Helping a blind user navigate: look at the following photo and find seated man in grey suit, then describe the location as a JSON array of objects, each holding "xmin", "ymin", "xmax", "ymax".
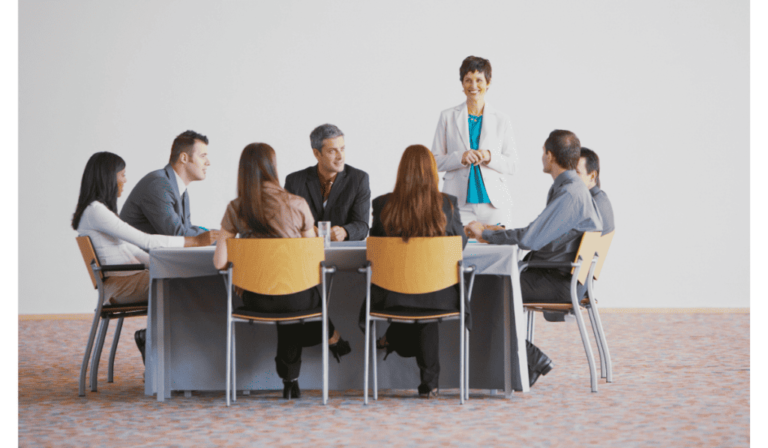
[
  {"xmin": 119, "ymin": 130, "xmax": 219, "ymax": 358},
  {"xmin": 576, "ymin": 147, "xmax": 615, "ymax": 235},
  {"xmin": 120, "ymin": 130, "xmax": 220, "ymax": 241},
  {"xmin": 284, "ymin": 124, "xmax": 370, "ymax": 241},
  {"xmin": 465, "ymin": 130, "xmax": 603, "ymax": 388}
]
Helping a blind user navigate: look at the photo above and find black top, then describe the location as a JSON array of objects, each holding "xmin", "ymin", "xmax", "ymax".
[
  {"xmin": 590, "ymin": 186, "xmax": 615, "ymax": 235},
  {"xmin": 284, "ymin": 164, "xmax": 371, "ymax": 241},
  {"xmin": 360, "ymin": 193, "xmax": 470, "ymax": 331}
]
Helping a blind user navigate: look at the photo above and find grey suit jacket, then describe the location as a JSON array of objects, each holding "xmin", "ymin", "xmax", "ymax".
[{"xmin": 119, "ymin": 164, "xmax": 204, "ymax": 237}]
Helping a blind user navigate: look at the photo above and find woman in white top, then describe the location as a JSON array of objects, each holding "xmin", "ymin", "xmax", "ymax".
[
  {"xmin": 431, "ymin": 55, "xmax": 518, "ymax": 228},
  {"xmin": 72, "ymin": 152, "xmax": 211, "ymax": 361}
]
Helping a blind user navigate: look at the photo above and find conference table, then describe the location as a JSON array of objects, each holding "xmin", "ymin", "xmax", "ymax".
[{"xmin": 145, "ymin": 241, "xmax": 530, "ymax": 402}]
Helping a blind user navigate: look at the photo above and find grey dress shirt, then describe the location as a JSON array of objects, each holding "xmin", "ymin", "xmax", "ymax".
[{"xmin": 481, "ymin": 170, "xmax": 603, "ymax": 271}]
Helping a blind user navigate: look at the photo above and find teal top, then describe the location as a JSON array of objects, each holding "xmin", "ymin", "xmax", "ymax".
[{"xmin": 467, "ymin": 114, "xmax": 491, "ymax": 204}]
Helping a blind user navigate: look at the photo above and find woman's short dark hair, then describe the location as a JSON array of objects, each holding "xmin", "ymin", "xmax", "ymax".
[
  {"xmin": 580, "ymin": 147, "xmax": 601, "ymax": 188},
  {"xmin": 169, "ymin": 130, "xmax": 209, "ymax": 164},
  {"xmin": 459, "ymin": 56, "xmax": 492, "ymax": 84},
  {"xmin": 72, "ymin": 152, "xmax": 126, "ymax": 230},
  {"xmin": 544, "ymin": 130, "xmax": 581, "ymax": 170}
]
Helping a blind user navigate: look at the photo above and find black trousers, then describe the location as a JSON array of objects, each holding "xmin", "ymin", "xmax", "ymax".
[
  {"xmin": 520, "ymin": 268, "xmax": 588, "ymax": 304},
  {"xmin": 384, "ymin": 319, "xmax": 440, "ymax": 391},
  {"xmin": 242, "ymin": 287, "xmax": 334, "ymax": 381}
]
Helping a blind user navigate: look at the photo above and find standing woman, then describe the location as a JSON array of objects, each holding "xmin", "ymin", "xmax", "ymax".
[
  {"xmin": 73, "ymin": 152, "xmax": 212, "ymax": 362},
  {"xmin": 362, "ymin": 145, "xmax": 467, "ymax": 398},
  {"xmin": 431, "ymin": 55, "xmax": 518, "ymax": 227},
  {"xmin": 213, "ymin": 143, "xmax": 351, "ymax": 400}
]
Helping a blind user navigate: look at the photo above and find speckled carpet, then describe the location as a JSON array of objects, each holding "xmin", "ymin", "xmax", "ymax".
[{"xmin": 18, "ymin": 310, "xmax": 749, "ymax": 447}]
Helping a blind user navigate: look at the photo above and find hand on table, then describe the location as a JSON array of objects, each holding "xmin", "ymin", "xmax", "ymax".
[
  {"xmin": 330, "ymin": 226, "xmax": 347, "ymax": 242},
  {"xmin": 186, "ymin": 230, "xmax": 221, "ymax": 247},
  {"xmin": 464, "ymin": 221, "xmax": 489, "ymax": 243}
]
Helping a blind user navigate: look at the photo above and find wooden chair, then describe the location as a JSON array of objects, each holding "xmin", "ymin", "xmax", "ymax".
[
  {"xmin": 359, "ymin": 236, "xmax": 476, "ymax": 405},
  {"xmin": 519, "ymin": 231, "xmax": 602, "ymax": 392},
  {"xmin": 218, "ymin": 237, "xmax": 336, "ymax": 406},
  {"xmin": 75, "ymin": 236, "xmax": 148, "ymax": 397},
  {"xmin": 585, "ymin": 231, "xmax": 615, "ymax": 383}
]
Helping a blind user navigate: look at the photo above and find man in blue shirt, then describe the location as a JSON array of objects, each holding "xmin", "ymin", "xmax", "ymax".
[
  {"xmin": 576, "ymin": 147, "xmax": 615, "ymax": 235},
  {"xmin": 465, "ymin": 130, "xmax": 602, "ymax": 387}
]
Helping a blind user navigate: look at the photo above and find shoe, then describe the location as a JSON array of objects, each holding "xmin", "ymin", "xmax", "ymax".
[
  {"xmin": 134, "ymin": 329, "xmax": 146, "ymax": 365},
  {"xmin": 418, "ymin": 384, "xmax": 439, "ymax": 399},
  {"xmin": 376, "ymin": 336, "xmax": 395, "ymax": 361},
  {"xmin": 526, "ymin": 340, "xmax": 554, "ymax": 387},
  {"xmin": 329, "ymin": 337, "xmax": 352, "ymax": 363},
  {"xmin": 283, "ymin": 380, "xmax": 300, "ymax": 399}
]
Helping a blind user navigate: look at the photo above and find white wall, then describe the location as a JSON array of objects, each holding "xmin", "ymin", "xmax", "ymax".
[{"xmin": 19, "ymin": 0, "xmax": 749, "ymax": 314}]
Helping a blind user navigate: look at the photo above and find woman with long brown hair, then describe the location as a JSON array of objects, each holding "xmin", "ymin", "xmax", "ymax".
[
  {"xmin": 213, "ymin": 143, "xmax": 351, "ymax": 400},
  {"xmin": 363, "ymin": 144, "xmax": 467, "ymax": 398}
]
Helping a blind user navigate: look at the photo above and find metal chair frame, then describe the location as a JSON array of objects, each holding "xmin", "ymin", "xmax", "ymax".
[
  {"xmin": 219, "ymin": 242, "xmax": 336, "ymax": 407},
  {"xmin": 359, "ymin": 237, "xmax": 476, "ymax": 405},
  {"xmin": 76, "ymin": 236, "xmax": 146, "ymax": 397}
]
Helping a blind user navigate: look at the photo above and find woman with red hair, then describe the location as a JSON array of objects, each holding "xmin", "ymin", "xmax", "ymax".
[{"xmin": 363, "ymin": 144, "xmax": 467, "ymax": 398}]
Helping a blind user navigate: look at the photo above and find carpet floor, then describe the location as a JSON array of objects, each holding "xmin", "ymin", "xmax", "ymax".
[{"xmin": 18, "ymin": 311, "xmax": 749, "ymax": 447}]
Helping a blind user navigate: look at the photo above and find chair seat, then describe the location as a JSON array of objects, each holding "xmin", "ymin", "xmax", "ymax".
[
  {"xmin": 370, "ymin": 310, "xmax": 460, "ymax": 321},
  {"xmin": 100, "ymin": 302, "xmax": 149, "ymax": 314},
  {"xmin": 232, "ymin": 307, "xmax": 323, "ymax": 322},
  {"xmin": 524, "ymin": 298, "xmax": 592, "ymax": 312}
]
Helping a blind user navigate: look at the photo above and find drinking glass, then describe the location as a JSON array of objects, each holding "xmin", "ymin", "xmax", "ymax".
[{"xmin": 318, "ymin": 221, "xmax": 331, "ymax": 247}]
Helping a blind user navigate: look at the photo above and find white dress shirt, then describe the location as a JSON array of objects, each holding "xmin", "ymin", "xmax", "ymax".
[{"xmin": 77, "ymin": 201, "xmax": 184, "ymax": 277}]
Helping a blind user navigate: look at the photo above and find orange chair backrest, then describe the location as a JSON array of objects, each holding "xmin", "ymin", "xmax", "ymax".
[
  {"xmin": 571, "ymin": 232, "xmax": 602, "ymax": 285},
  {"xmin": 76, "ymin": 236, "xmax": 101, "ymax": 289},
  {"xmin": 367, "ymin": 236, "xmax": 463, "ymax": 294},
  {"xmin": 227, "ymin": 237, "xmax": 324, "ymax": 295},
  {"xmin": 593, "ymin": 231, "xmax": 615, "ymax": 281}
]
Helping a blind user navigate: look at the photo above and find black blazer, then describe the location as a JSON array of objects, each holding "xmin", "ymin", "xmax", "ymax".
[
  {"xmin": 362, "ymin": 193, "xmax": 470, "ymax": 329},
  {"xmin": 284, "ymin": 164, "xmax": 371, "ymax": 241}
]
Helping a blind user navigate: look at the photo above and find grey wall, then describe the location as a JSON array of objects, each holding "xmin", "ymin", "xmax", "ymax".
[{"xmin": 19, "ymin": 0, "xmax": 749, "ymax": 314}]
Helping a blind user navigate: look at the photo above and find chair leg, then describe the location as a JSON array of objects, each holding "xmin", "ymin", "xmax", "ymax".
[
  {"xmin": 90, "ymin": 317, "xmax": 110, "ymax": 392},
  {"xmin": 364, "ymin": 319, "xmax": 370, "ymax": 405},
  {"xmin": 573, "ymin": 308, "xmax": 598, "ymax": 392},
  {"xmin": 79, "ymin": 313, "xmax": 103, "ymax": 396},
  {"xmin": 587, "ymin": 307, "xmax": 606, "ymax": 379},
  {"xmin": 527, "ymin": 309, "xmax": 535, "ymax": 343},
  {"xmin": 465, "ymin": 329, "xmax": 470, "ymax": 401},
  {"xmin": 459, "ymin": 314, "xmax": 465, "ymax": 405},
  {"xmin": 232, "ymin": 323, "xmax": 237, "ymax": 403},
  {"xmin": 226, "ymin": 318, "xmax": 232, "ymax": 407},
  {"xmin": 592, "ymin": 306, "xmax": 613, "ymax": 383},
  {"xmin": 371, "ymin": 322, "xmax": 378, "ymax": 401},
  {"xmin": 107, "ymin": 316, "xmax": 124, "ymax": 383},
  {"xmin": 322, "ymin": 315, "xmax": 329, "ymax": 405}
]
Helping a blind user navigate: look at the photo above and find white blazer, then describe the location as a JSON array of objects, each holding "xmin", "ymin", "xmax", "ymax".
[{"xmin": 431, "ymin": 101, "xmax": 518, "ymax": 208}]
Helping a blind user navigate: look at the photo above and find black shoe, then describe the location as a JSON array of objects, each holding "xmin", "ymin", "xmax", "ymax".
[
  {"xmin": 418, "ymin": 384, "xmax": 439, "ymax": 399},
  {"xmin": 283, "ymin": 380, "xmax": 300, "ymax": 399},
  {"xmin": 329, "ymin": 337, "xmax": 352, "ymax": 363},
  {"xmin": 526, "ymin": 340, "xmax": 554, "ymax": 387},
  {"xmin": 376, "ymin": 336, "xmax": 395, "ymax": 361},
  {"xmin": 134, "ymin": 329, "xmax": 146, "ymax": 365}
]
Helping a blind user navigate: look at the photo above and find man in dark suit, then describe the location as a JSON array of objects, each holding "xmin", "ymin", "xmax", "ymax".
[
  {"xmin": 576, "ymin": 147, "xmax": 615, "ymax": 235},
  {"xmin": 119, "ymin": 130, "xmax": 219, "ymax": 361},
  {"xmin": 120, "ymin": 130, "xmax": 219, "ymax": 241},
  {"xmin": 284, "ymin": 124, "xmax": 371, "ymax": 241}
]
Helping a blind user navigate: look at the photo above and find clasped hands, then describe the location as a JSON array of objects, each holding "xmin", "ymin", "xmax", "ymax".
[
  {"xmin": 314, "ymin": 225, "xmax": 348, "ymax": 241},
  {"xmin": 464, "ymin": 221, "xmax": 505, "ymax": 243},
  {"xmin": 461, "ymin": 149, "xmax": 491, "ymax": 166}
]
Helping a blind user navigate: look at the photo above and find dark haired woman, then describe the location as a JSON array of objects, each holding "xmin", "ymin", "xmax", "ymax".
[
  {"xmin": 431, "ymin": 55, "xmax": 518, "ymax": 229},
  {"xmin": 362, "ymin": 144, "xmax": 467, "ymax": 398},
  {"xmin": 213, "ymin": 143, "xmax": 351, "ymax": 399},
  {"xmin": 73, "ymin": 152, "xmax": 211, "ymax": 361}
]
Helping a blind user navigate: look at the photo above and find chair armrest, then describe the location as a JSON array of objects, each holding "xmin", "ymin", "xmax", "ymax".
[{"xmin": 99, "ymin": 263, "xmax": 146, "ymax": 272}]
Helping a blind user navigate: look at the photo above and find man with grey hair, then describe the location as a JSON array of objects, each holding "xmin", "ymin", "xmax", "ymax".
[{"xmin": 284, "ymin": 123, "xmax": 371, "ymax": 241}]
